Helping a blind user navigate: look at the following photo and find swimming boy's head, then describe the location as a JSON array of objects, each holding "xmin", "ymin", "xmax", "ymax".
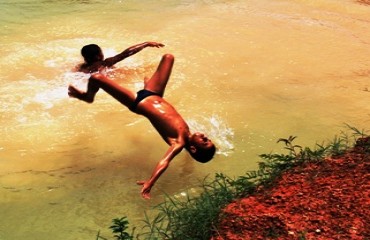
[
  {"xmin": 187, "ymin": 132, "xmax": 216, "ymax": 163},
  {"xmin": 81, "ymin": 44, "xmax": 104, "ymax": 64}
]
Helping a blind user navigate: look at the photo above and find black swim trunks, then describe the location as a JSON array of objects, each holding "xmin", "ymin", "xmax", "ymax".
[{"xmin": 130, "ymin": 89, "xmax": 161, "ymax": 112}]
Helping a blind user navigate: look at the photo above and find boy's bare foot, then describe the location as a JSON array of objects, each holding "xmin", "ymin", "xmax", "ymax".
[{"xmin": 68, "ymin": 85, "xmax": 94, "ymax": 103}]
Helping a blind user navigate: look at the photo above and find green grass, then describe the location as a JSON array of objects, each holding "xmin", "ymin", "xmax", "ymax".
[{"xmin": 97, "ymin": 124, "xmax": 367, "ymax": 240}]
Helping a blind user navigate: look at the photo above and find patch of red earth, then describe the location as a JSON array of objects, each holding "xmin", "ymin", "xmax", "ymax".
[{"xmin": 212, "ymin": 138, "xmax": 370, "ymax": 240}]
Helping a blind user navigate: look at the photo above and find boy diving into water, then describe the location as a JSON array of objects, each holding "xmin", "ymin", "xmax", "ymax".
[{"xmin": 68, "ymin": 54, "xmax": 216, "ymax": 199}]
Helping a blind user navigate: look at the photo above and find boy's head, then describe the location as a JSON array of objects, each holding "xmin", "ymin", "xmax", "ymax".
[
  {"xmin": 81, "ymin": 44, "xmax": 104, "ymax": 64},
  {"xmin": 187, "ymin": 132, "xmax": 216, "ymax": 163}
]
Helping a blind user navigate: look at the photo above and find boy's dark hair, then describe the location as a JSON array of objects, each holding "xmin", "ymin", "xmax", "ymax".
[
  {"xmin": 81, "ymin": 44, "xmax": 101, "ymax": 64},
  {"xmin": 189, "ymin": 145, "xmax": 216, "ymax": 163}
]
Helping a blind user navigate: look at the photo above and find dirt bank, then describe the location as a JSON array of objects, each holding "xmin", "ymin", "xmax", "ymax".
[{"xmin": 212, "ymin": 138, "xmax": 370, "ymax": 240}]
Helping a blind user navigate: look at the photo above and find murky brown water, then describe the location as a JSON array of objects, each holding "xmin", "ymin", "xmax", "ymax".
[{"xmin": 0, "ymin": 0, "xmax": 369, "ymax": 239}]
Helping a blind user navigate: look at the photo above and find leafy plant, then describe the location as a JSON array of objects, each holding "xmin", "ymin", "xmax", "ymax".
[
  {"xmin": 96, "ymin": 217, "xmax": 134, "ymax": 240},
  {"xmin": 110, "ymin": 217, "xmax": 134, "ymax": 240}
]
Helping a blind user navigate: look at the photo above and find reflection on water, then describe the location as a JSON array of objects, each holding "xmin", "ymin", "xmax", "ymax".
[{"xmin": 0, "ymin": 0, "xmax": 370, "ymax": 239}]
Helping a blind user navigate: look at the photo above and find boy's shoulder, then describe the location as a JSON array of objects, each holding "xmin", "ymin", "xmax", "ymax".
[{"xmin": 77, "ymin": 62, "xmax": 104, "ymax": 73}]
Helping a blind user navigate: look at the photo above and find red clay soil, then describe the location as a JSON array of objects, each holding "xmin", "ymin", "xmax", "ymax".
[{"xmin": 212, "ymin": 138, "xmax": 370, "ymax": 240}]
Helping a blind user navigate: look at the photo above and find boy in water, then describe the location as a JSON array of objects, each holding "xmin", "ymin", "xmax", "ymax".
[
  {"xmin": 68, "ymin": 54, "xmax": 216, "ymax": 199},
  {"xmin": 77, "ymin": 41, "xmax": 164, "ymax": 73}
]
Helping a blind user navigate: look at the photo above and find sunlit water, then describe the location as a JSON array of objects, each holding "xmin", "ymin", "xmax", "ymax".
[{"xmin": 1, "ymin": 0, "xmax": 370, "ymax": 239}]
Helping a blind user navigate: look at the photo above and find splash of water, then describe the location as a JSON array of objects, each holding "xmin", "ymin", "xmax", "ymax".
[{"xmin": 187, "ymin": 114, "xmax": 234, "ymax": 156}]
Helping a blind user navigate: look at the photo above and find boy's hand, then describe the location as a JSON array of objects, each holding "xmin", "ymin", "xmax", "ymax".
[
  {"xmin": 137, "ymin": 180, "xmax": 152, "ymax": 199},
  {"xmin": 147, "ymin": 42, "xmax": 165, "ymax": 48}
]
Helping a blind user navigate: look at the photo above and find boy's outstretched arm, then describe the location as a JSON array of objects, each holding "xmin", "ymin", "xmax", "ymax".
[
  {"xmin": 137, "ymin": 142, "xmax": 184, "ymax": 199},
  {"xmin": 104, "ymin": 41, "xmax": 164, "ymax": 67}
]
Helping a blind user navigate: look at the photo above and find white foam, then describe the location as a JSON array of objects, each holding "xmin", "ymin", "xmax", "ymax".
[
  {"xmin": 187, "ymin": 114, "xmax": 234, "ymax": 156},
  {"xmin": 33, "ymin": 86, "xmax": 68, "ymax": 109},
  {"xmin": 63, "ymin": 71, "xmax": 91, "ymax": 92}
]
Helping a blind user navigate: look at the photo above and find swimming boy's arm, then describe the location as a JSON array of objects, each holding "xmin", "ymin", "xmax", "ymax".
[
  {"xmin": 137, "ymin": 142, "xmax": 184, "ymax": 199},
  {"xmin": 104, "ymin": 42, "xmax": 164, "ymax": 67}
]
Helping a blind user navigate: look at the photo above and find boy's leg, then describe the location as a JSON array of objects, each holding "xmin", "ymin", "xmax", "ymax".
[
  {"xmin": 68, "ymin": 73, "xmax": 136, "ymax": 108},
  {"xmin": 144, "ymin": 54, "xmax": 174, "ymax": 96}
]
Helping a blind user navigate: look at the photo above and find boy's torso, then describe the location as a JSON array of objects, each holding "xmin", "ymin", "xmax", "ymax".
[{"xmin": 136, "ymin": 96, "xmax": 189, "ymax": 145}]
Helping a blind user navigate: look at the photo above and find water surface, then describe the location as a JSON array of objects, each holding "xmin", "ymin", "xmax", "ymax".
[{"xmin": 1, "ymin": 0, "xmax": 370, "ymax": 239}]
